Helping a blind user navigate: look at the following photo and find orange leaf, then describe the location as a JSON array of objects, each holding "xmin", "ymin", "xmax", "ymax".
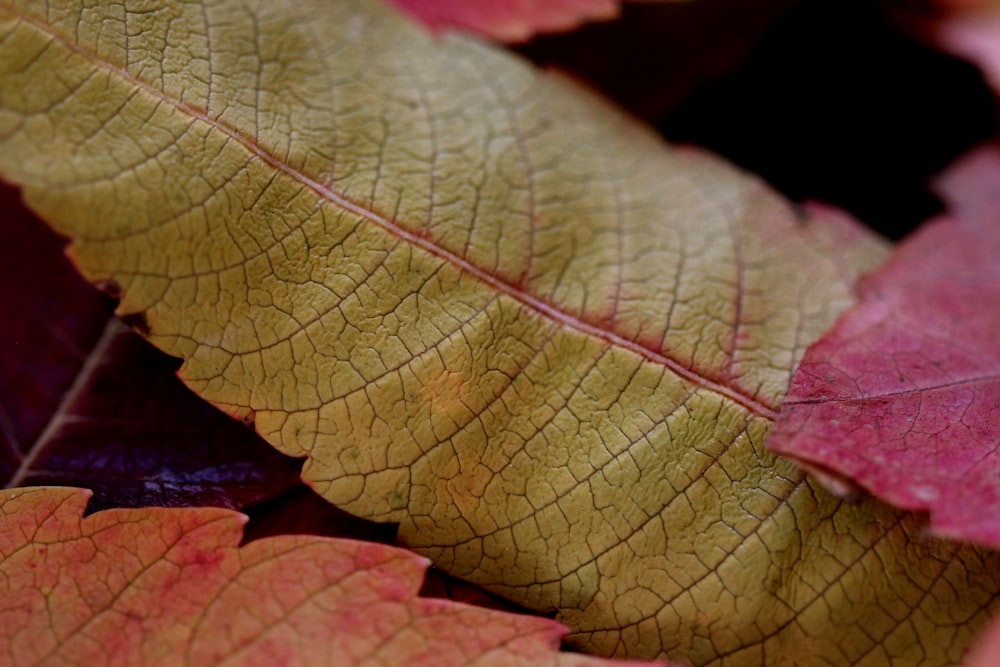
[{"xmin": 0, "ymin": 486, "xmax": 663, "ymax": 667}]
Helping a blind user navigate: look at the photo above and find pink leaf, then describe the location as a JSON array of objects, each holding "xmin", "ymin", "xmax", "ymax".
[{"xmin": 768, "ymin": 148, "xmax": 1000, "ymax": 547}]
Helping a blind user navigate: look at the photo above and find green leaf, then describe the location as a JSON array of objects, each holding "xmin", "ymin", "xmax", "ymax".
[{"xmin": 1, "ymin": 1, "xmax": 997, "ymax": 663}]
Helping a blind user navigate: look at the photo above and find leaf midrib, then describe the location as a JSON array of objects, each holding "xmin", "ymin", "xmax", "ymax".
[
  {"xmin": 4, "ymin": 317, "xmax": 121, "ymax": 489},
  {"xmin": 12, "ymin": 6, "xmax": 779, "ymax": 421}
]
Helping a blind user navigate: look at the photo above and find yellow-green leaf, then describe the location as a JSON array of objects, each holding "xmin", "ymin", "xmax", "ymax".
[{"xmin": 1, "ymin": 1, "xmax": 998, "ymax": 664}]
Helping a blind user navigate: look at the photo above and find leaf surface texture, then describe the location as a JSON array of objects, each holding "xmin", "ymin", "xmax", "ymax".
[
  {"xmin": 770, "ymin": 145, "xmax": 1000, "ymax": 547},
  {"xmin": 0, "ymin": 486, "xmax": 653, "ymax": 666},
  {"xmin": 1, "ymin": 1, "xmax": 999, "ymax": 663}
]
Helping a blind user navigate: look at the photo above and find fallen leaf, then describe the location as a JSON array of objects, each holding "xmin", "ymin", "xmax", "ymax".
[
  {"xmin": 768, "ymin": 150, "xmax": 1000, "ymax": 546},
  {"xmin": 388, "ymin": 0, "xmax": 620, "ymax": 41},
  {"xmin": 2, "ymin": 0, "xmax": 1000, "ymax": 663},
  {"xmin": 0, "ymin": 486, "xmax": 658, "ymax": 667},
  {"xmin": 0, "ymin": 182, "xmax": 301, "ymax": 511}
]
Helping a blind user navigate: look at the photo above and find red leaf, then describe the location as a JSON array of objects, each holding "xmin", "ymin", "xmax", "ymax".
[
  {"xmin": 387, "ymin": 0, "xmax": 620, "ymax": 41},
  {"xmin": 0, "ymin": 184, "xmax": 301, "ymax": 510},
  {"xmin": 768, "ymin": 148, "xmax": 1000, "ymax": 547}
]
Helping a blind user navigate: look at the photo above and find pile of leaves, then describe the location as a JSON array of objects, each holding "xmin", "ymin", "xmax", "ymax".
[{"xmin": 1, "ymin": 0, "xmax": 998, "ymax": 665}]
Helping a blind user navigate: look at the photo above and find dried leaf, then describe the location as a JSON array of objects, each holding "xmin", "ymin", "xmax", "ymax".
[
  {"xmin": 2, "ymin": 1, "xmax": 999, "ymax": 663},
  {"xmin": 769, "ymin": 150, "xmax": 1000, "ymax": 547},
  {"xmin": 0, "ymin": 486, "xmax": 658, "ymax": 667}
]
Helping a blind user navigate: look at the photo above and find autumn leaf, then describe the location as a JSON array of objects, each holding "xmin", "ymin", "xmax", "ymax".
[
  {"xmin": 769, "ymin": 144, "xmax": 1000, "ymax": 548},
  {"xmin": 0, "ymin": 183, "xmax": 301, "ymax": 511},
  {"xmin": 0, "ymin": 486, "xmax": 662, "ymax": 667},
  {"xmin": 2, "ymin": 0, "xmax": 1000, "ymax": 664},
  {"xmin": 0, "ymin": 155, "xmax": 544, "ymax": 626}
]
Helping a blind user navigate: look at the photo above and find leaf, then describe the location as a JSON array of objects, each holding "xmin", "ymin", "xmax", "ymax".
[
  {"xmin": 4, "ymin": 0, "xmax": 646, "ymax": 630},
  {"xmin": 2, "ymin": 0, "xmax": 999, "ymax": 663},
  {"xmin": 388, "ymin": 0, "xmax": 620, "ymax": 41},
  {"xmin": 0, "ymin": 486, "xmax": 661, "ymax": 667},
  {"xmin": 769, "ymin": 145, "xmax": 1000, "ymax": 547},
  {"xmin": 0, "ymin": 182, "xmax": 301, "ymax": 511}
]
